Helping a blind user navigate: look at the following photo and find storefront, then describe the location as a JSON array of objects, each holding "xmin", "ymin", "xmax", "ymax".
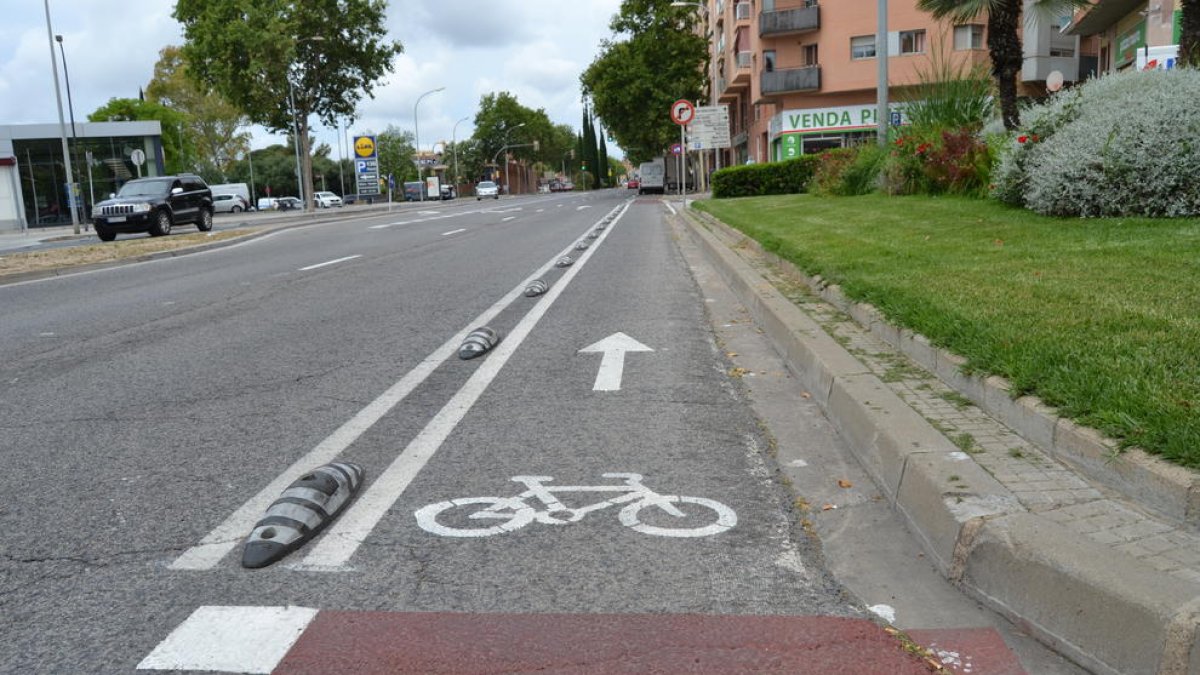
[
  {"xmin": 0, "ymin": 121, "xmax": 163, "ymax": 232},
  {"xmin": 768, "ymin": 103, "xmax": 908, "ymax": 161}
]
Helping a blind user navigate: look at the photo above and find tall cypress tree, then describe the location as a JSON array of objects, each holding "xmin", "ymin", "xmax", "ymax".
[
  {"xmin": 582, "ymin": 107, "xmax": 598, "ymax": 190},
  {"xmin": 598, "ymin": 126, "xmax": 610, "ymax": 188}
]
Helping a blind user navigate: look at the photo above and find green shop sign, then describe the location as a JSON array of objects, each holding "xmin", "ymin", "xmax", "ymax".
[{"xmin": 1116, "ymin": 21, "xmax": 1145, "ymax": 68}]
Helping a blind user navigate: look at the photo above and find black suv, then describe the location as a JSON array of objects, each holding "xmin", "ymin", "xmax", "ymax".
[{"xmin": 92, "ymin": 174, "xmax": 214, "ymax": 241}]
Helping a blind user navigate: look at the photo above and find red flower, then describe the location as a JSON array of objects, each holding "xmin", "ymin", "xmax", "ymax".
[
  {"xmin": 1031, "ymin": 134, "xmax": 1039, "ymax": 142},
  {"xmin": 1017, "ymin": 135, "xmax": 1028, "ymax": 144},
  {"xmin": 895, "ymin": 138, "xmax": 905, "ymax": 146}
]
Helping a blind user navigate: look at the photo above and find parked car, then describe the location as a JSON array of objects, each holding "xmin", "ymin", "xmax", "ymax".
[
  {"xmin": 314, "ymin": 191, "xmax": 343, "ymax": 208},
  {"xmin": 257, "ymin": 197, "xmax": 278, "ymax": 211},
  {"xmin": 92, "ymin": 174, "xmax": 213, "ymax": 241},
  {"xmin": 276, "ymin": 196, "xmax": 302, "ymax": 211},
  {"xmin": 627, "ymin": 178, "xmax": 640, "ymax": 190},
  {"xmin": 476, "ymin": 180, "xmax": 499, "ymax": 200},
  {"xmin": 212, "ymin": 193, "xmax": 249, "ymax": 213},
  {"xmin": 440, "ymin": 184, "xmax": 457, "ymax": 200}
]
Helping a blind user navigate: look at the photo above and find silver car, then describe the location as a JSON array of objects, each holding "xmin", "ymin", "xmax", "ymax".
[
  {"xmin": 476, "ymin": 180, "xmax": 499, "ymax": 200},
  {"xmin": 212, "ymin": 193, "xmax": 249, "ymax": 213}
]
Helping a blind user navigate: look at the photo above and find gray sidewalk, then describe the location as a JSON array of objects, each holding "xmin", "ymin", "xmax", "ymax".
[{"xmin": 679, "ymin": 205, "xmax": 1200, "ymax": 675}]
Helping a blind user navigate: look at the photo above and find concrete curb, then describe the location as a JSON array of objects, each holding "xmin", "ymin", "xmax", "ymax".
[{"xmin": 677, "ymin": 206, "xmax": 1200, "ymax": 675}]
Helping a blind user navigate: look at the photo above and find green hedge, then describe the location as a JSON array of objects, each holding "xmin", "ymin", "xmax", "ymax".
[{"xmin": 711, "ymin": 156, "xmax": 820, "ymax": 198}]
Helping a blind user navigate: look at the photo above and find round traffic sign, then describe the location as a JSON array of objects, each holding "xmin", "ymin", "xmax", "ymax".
[
  {"xmin": 670, "ymin": 143, "xmax": 683, "ymax": 156},
  {"xmin": 670, "ymin": 99, "xmax": 695, "ymax": 126}
]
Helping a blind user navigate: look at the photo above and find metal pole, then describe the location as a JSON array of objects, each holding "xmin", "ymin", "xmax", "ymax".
[
  {"xmin": 43, "ymin": 0, "xmax": 79, "ymax": 233},
  {"xmin": 413, "ymin": 87, "xmax": 445, "ymax": 201},
  {"xmin": 247, "ymin": 149, "xmax": 257, "ymax": 208},
  {"xmin": 56, "ymin": 34, "xmax": 83, "ymax": 227},
  {"xmin": 877, "ymin": 0, "xmax": 889, "ymax": 146},
  {"xmin": 287, "ymin": 76, "xmax": 303, "ymax": 204},
  {"xmin": 452, "ymin": 116, "xmax": 468, "ymax": 195},
  {"xmin": 679, "ymin": 124, "xmax": 685, "ymax": 200},
  {"xmin": 336, "ymin": 117, "xmax": 345, "ymax": 197}
]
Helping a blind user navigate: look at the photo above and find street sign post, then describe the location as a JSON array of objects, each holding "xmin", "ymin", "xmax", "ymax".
[
  {"xmin": 354, "ymin": 135, "xmax": 380, "ymax": 197},
  {"xmin": 669, "ymin": 100, "xmax": 695, "ymax": 200}
]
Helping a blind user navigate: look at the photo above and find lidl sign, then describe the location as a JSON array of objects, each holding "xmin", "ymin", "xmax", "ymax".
[{"xmin": 354, "ymin": 135, "xmax": 377, "ymax": 159}]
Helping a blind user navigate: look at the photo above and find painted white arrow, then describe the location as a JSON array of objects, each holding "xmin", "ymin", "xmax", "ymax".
[{"xmin": 579, "ymin": 332, "xmax": 654, "ymax": 391}]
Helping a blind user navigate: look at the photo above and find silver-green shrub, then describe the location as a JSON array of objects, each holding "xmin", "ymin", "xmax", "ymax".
[{"xmin": 994, "ymin": 68, "xmax": 1200, "ymax": 217}]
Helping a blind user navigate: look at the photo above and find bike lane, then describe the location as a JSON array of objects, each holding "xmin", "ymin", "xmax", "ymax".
[{"xmin": 132, "ymin": 197, "xmax": 1001, "ymax": 673}]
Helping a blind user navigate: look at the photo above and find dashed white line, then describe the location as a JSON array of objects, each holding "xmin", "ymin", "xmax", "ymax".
[
  {"xmin": 501, "ymin": 216, "xmax": 516, "ymax": 222},
  {"xmin": 441, "ymin": 228, "xmax": 467, "ymax": 236},
  {"xmin": 298, "ymin": 255, "xmax": 362, "ymax": 271},
  {"xmin": 369, "ymin": 221, "xmax": 408, "ymax": 229},
  {"xmin": 137, "ymin": 606, "xmax": 317, "ymax": 673}
]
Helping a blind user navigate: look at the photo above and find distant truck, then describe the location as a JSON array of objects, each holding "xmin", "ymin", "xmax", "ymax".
[
  {"xmin": 209, "ymin": 183, "xmax": 253, "ymax": 210},
  {"xmin": 637, "ymin": 158, "xmax": 665, "ymax": 195}
]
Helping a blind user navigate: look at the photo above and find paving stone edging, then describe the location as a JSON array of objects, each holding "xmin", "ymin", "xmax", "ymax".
[{"xmin": 678, "ymin": 207, "xmax": 1200, "ymax": 675}]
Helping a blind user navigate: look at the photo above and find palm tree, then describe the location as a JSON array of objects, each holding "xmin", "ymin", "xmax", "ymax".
[
  {"xmin": 916, "ymin": 0, "xmax": 1086, "ymax": 130},
  {"xmin": 1182, "ymin": 0, "xmax": 1199, "ymax": 68}
]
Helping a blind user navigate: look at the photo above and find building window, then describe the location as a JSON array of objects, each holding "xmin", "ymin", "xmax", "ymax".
[
  {"xmin": 851, "ymin": 35, "xmax": 876, "ymax": 59},
  {"xmin": 900, "ymin": 29, "xmax": 926, "ymax": 54},
  {"xmin": 1050, "ymin": 47, "xmax": 1076, "ymax": 57},
  {"xmin": 802, "ymin": 43, "xmax": 819, "ymax": 66},
  {"xmin": 764, "ymin": 49, "xmax": 776, "ymax": 72},
  {"xmin": 953, "ymin": 24, "xmax": 984, "ymax": 50}
]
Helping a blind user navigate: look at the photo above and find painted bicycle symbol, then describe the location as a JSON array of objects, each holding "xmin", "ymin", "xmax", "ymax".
[{"xmin": 414, "ymin": 473, "xmax": 737, "ymax": 538}]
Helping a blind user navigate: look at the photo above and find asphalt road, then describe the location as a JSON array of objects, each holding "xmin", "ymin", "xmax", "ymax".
[{"xmin": 1, "ymin": 189, "xmax": 895, "ymax": 672}]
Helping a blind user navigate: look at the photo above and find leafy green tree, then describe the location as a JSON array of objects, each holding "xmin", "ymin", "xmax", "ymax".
[
  {"xmin": 916, "ymin": 0, "xmax": 1088, "ymax": 130},
  {"xmin": 174, "ymin": 0, "xmax": 402, "ymax": 209},
  {"xmin": 145, "ymin": 46, "xmax": 250, "ymax": 182},
  {"xmin": 88, "ymin": 98, "xmax": 191, "ymax": 174},
  {"xmin": 581, "ymin": 0, "xmax": 707, "ymax": 163},
  {"xmin": 373, "ymin": 125, "xmax": 419, "ymax": 187}
]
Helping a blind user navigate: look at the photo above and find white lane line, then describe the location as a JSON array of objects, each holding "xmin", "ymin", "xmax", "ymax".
[
  {"xmin": 501, "ymin": 216, "xmax": 516, "ymax": 222},
  {"xmin": 418, "ymin": 210, "xmax": 440, "ymax": 215},
  {"xmin": 664, "ymin": 201, "xmax": 677, "ymax": 215},
  {"xmin": 298, "ymin": 200, "xmax": 633, "ymax": 571},
  {"xmin": 441, "ymin": 228, "xmax": 467, "ymax": 236},
  {"xmin": 169, "ymin": 204, "xmax": 631, "ymax": 571},
  {"xmin": 298, "ymin": 255, "xmax": 361, "ymax": 271},
  {"xmin": 369, "ymin": 221, "xmax": 409, "ymax": 229},
  {"xmin": 576, "ymin": 205, "xmax": 592, "ymax": 210},
  {"xmin": 137, "ymin": 606, "xmax": 317, "ymax": 673},
  {"xmin": 536, "ymin": 209, "xmax": 545, "ymax": 213}
]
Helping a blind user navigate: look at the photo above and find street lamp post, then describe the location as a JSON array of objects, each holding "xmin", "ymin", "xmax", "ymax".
[
  {"xmin": 42, "ymin": 0, "xmax": 79, "ymax": 233},
  {"xmin": 877, "ymin": 0, "xmax": 889, "ymax": 146},
  {"xmin": 451, "ymin": 116, "xmax": 469, "ymax": 193},
  {"xmin": 497, "ymin": 122, "xmax": 526, "ymax": 196},
  {"xmin": 55, "ymin": 33, "xmax": 85, "ymax": 226},
  {"xmin": 413, "ymin": 87, "xmax": 445, "ymax": 201}
]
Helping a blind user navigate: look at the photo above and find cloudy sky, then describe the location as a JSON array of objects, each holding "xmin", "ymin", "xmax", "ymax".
[{"xmin": 0, "ymin": 1, "xmax": 624, "ymax": 160}]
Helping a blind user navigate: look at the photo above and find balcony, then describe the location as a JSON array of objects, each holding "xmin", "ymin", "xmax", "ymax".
[
  {"xmin": 735, "ymin": 2, "xmax": 751, "ymax": 22},
  {"xmin": 759, "ymin": 5, "xmax": 820, "ymax": 37},
  {"xmin": 761, "ymin": 66, "xmax": 820, "ymax": 95}
]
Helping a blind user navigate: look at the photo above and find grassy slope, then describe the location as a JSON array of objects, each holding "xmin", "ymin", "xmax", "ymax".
[{"xmin": 697, "ymin": 193, "xmax": 1200, "ymax": 468}]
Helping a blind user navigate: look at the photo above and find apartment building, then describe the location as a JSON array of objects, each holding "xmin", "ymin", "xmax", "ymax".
[{"xmin": 702, "ymin": 0, "xmax": 1084, "ymax": 164}]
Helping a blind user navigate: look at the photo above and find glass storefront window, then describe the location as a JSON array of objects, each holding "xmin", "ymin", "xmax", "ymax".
[{"xmin": 13, "ymin": 133, "xmax": 161, "ymax": 227}]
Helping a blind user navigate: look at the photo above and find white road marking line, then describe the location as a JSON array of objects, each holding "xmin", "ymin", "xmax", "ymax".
[
  {"xmin": 576, "ymin": 205, "xmax": 592, "ymax": 210},
  {"xmin": 137, "ymin": 605, "xmax": 317, "ymax": 674},
  {"xmin": 298, "ymin": 200, "xmax": 633, "ymax": 571},
  {"xmin": 298, "ymin": 255, "xmax": 361, "ymax": 271},
  {"xmin": 418, "ymin": 210, "xmax": 440, "ymax": 215},
  {"xmin": 441, "ymin": 228, "xmax": 467, "ymax": 236},
  {"xmin": 502, "ymin": 216, "xmax": 516, "ymax": 222},
  {"xmin": 170, "ymin": 205, "xmax": 633, "ymax": 571},
  {"xmin": 664, "ymin": 201, "xmax": 677, "ymax": 215},
  {"xmin": 536, "ymin": 209, "xmax": 545, "ymax": 212},
  {"xmin": 369, "ymin": 221, "xmax": 409, "ymax": 229}
]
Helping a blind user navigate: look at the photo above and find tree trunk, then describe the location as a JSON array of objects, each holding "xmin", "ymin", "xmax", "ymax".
[
  {"xmin": 987, "ymin": 0, "xmax": 1024, "ymax": 130},
  {"xmin": 1182, "ymin": 0, "xmax": 1200, "ymax": 68}
]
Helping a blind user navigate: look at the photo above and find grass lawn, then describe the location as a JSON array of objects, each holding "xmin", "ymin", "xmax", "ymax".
[{"xmin": 696, "ymin": 193, "xmax": 1200, "ymax": 469}]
